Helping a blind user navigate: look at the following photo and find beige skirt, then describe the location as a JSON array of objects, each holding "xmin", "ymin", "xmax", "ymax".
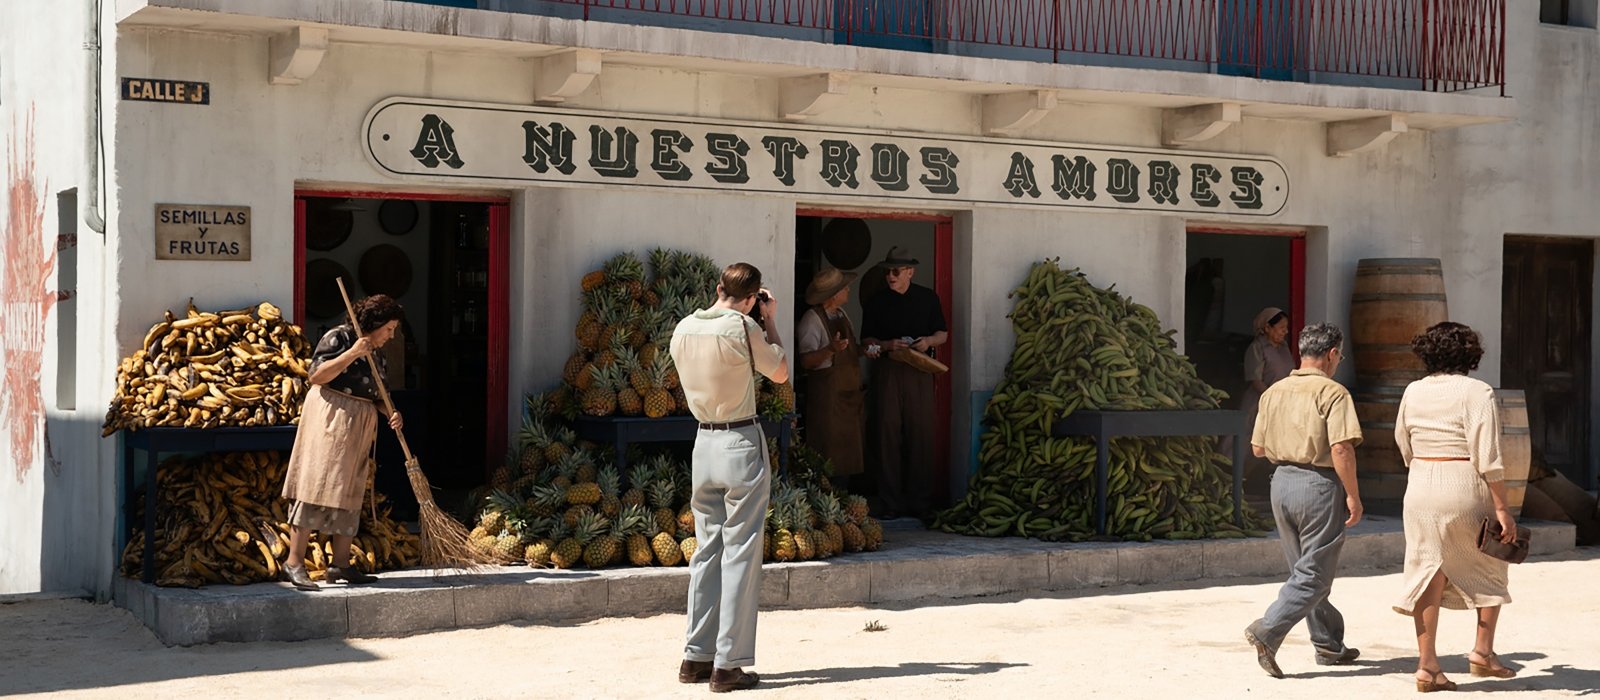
[
  {"xmin": 1393, "ymin": 460, "xmax": 1511, "ymax": 615},
  {"xmin": 288, "ymin": 501, "xmax": 360, "ymax": 537},
  {"xmin": 282, "ymin": 385, "xmax": 379, "ymax": 513}
]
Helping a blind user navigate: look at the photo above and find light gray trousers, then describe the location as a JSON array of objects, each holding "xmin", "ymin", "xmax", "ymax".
[
  {"xmin": 1254, "ymin": 464, "xmax": 1350, "ymax": 654},
  {"xmin": 685, "ymin": 424, "xmax": 771, "ymax": 669}
]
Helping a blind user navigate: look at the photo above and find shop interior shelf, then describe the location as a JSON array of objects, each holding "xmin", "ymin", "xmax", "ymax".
[
  {"xmin": 120, "ymin": 426, "xmax": 300, "ymax": 583},
  {"xmin": 573, "ymin": 414, "xmax": 796, "ymax": 473},
  {"xmin": 1051, "ymin": 409, "xmax": 1248, "ymax": 536}
]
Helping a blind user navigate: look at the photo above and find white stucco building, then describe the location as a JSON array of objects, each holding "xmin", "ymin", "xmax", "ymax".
[{"xmin": 3, "ymin": 0, "xmax": 1596, "ymax": 597}]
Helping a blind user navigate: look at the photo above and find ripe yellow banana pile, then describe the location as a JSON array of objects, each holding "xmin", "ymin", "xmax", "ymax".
[
  {"xmin": 934, "ymin": 259, "xmax": 1270, "ymax": 542},
  {"xmin": 120, "ymin": 451, "xmax": 419, "ymax": 588},
  {"xmin": 102, "ymin": 300, "xmax": 311, "ymax": 435}
]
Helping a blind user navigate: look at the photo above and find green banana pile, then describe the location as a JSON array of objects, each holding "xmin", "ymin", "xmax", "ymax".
[{"xmin": 932, "ymin": 259, "xmax": 1270, "ymax": 542}]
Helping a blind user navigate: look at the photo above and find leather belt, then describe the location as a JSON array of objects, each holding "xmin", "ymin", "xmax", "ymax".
[{"xmin": 699, "ymin": 417, "xmax": 759, "ymax": 431}]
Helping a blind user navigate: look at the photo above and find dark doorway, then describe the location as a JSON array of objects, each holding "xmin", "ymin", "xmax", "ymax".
[
  {"xmin": 1185, "ymin": 230, "xmax": 1305, "ymax": 408},
  {"xmin": 795, "ymin": 212, "xmax": 953, "ymax": 516},
  {"xmin": 1218, "ymin": 0, "xmax": 1297, "ymax": 80},
  {"xmin": 295, "ymin": 194, "xmax": 510, "ymax": 517},
  {"xmin": 1502, "ymin": 236, "xmax": 1594, "ymax": 487}
]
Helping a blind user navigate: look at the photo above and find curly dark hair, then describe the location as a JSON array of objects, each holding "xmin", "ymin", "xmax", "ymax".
[
  {"xmin": 352, "ymin": 294, "xmax": 404, "ymax": 334},
  {"xmin": 1411, "ymin": 321, "xmax": 1483, "ymax": 375}
]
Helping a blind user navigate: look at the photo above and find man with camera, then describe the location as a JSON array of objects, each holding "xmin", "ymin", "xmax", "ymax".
[
  {"xmin": 669, "ymin": 262, "xmax": 789, "ymax": 693},
  {"xmin": 861, "ymin": 247, "xmax": 948, "ymax": 522}
]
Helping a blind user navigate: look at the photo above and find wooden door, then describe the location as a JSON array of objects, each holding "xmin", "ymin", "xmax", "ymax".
[{"xmin": 1502, "ymin": 237, "xmax": 1593, "ymax": 486}]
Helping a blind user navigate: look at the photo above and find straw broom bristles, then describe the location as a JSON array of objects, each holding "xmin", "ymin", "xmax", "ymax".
[{"xmin": 336, "ymin": 279, "xmax": 496, "ymax": 571}]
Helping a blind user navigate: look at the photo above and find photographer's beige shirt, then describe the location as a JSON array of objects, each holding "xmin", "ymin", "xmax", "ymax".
[{"xmin": 670, "ymin": 308, "xmax": 787, "ymax": 423}]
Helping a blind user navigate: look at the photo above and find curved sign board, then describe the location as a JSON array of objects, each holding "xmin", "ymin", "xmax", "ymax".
[{"xmin": 363, "ymin": 98, "xmax": 1289, "ymax": 217}]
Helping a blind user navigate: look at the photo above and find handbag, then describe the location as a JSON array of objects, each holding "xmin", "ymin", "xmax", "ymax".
[{"xmin": 1476, "ymin": 517, "xmax": 1531, "ymax": 564}]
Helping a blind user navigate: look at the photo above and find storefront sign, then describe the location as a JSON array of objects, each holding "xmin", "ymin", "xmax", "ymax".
[
  {"xmin": 363, "ymin": 98, "xmax": 1289, "ymax": 217},
  {"xmin": 121, "ymin": 78, "xmax": 210, "ymax": 105},
  {"xmin": 154, "ymin": 204, "xmax": 251, "ymax": 260}
]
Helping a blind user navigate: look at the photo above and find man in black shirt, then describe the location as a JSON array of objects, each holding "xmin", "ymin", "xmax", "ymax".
[{"xmin": 860, "ymin": 247, "xmax": 948, "ymax": 521}]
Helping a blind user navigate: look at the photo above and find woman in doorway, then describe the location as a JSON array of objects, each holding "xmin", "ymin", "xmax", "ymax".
[
  {"xmin": 797, "ymin": 268, "xmax": 873, "ymax": 491},
  {"xmin": 1393, "ymin": 322, "xmax": 1518, "ymax": 692},
  {"xmin": 280, "ymin": 294, "xmax": 406, "ymax": 591},
  {"xmin": 1239, "ymin": 307, "xmax": 1294, "ymax": 489}
]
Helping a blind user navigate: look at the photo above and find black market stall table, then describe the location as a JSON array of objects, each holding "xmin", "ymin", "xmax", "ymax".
[
  {"xmin": 121, "ymin": 426, "xmax": 299, "ymax": 583},
  {"xmin": 573, "ymin": 415, "xmax": 796, "ymax": 473},
  {"xmin": 1052, "ymin": 410, "xmax": 1248, "ymax": 535}
]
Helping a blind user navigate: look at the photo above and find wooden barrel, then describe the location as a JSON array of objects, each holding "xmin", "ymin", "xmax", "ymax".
[
  {"xmin": 1495, "ymin": 390, "xmax": 1530, "ymax": 517},
  {"xmin": 1350, "ymin": 258, "xmax": 1448, "ymax": 386},
  {"xmin": 1353, "ymin": 383, "xmax": 1407, "ymax": 474}
]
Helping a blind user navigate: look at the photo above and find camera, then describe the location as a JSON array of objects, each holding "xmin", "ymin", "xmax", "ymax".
[{"xmin": 749, "ymin": 290, "xmax": 771, "ymax": 325}]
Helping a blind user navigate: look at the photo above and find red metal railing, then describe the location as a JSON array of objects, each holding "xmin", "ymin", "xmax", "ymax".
[{"xmin": 463, "ymin": 0, "xmax": 1506, "ymax": 94}]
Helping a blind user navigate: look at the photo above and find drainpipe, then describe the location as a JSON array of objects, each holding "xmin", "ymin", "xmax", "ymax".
[{"xmin": 83, "ymin": 0, "xmax": 105, "ymax": 234}]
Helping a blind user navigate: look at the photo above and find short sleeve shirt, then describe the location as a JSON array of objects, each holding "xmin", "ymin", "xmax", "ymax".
[
  {"xmin": 669, "ymin": 308, "xmax": 787, "ymax": 423},
  {"xmin": 861, "ymin": 283, "xmax": 946, "ymax": 349},
  {"xmin": 796, "ymin": 308, "xmax": 843, "ymax": 370},
  {"xmin": 1251, "ymin": 368, "xmax": 1363, "ymax": 467},
  {"xmin": 309, "ymin": 325, "xmax": 385, "ymax": 402}
]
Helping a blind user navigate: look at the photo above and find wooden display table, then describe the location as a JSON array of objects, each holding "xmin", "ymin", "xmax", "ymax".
[{"xmin": 1052, "ymin": 410, "xmax": 1248, "ymax": 535}]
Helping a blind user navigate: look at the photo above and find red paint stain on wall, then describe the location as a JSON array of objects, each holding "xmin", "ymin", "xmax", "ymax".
[{"xmin": 3, "ymin": 111, "xmax": 57, "ymax": 481}]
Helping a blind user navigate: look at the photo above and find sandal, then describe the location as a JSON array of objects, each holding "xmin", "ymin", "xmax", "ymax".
[
  {"xmin": 1469, "ymin": 651, "xmax": 1516, "ymax": 679},
  {"xmin": 1416, "ymin": 669, "xmax": 1457, "ymax": 693}
]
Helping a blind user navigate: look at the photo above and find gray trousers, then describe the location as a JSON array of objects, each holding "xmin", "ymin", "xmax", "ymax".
[
  {"xmin": 1254, "ymin": 465, "xmax": 1350, "ymax": 654},
  {"xmin": 685, "ymin": 424, "xmax": 771, "ymax": 669}
]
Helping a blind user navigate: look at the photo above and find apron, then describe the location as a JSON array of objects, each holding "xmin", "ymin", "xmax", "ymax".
[
  {"xmin": 282, "ymin": 384, "xmax": 379, "ymax": 512},
  {"xmin": 804, "ymin": 306, "xmax": 866, "ymax": 477}
]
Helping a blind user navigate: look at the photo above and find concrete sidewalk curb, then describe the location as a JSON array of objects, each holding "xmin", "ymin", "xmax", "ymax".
[{"xmin": 112, "ymin": 516, "xmax": 1576, "ymax": 646}]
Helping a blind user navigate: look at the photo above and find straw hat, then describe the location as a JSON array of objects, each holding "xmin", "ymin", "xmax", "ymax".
[{"xmin": 805, "ymin": 267, "xmax": 858, "ymax": 306}]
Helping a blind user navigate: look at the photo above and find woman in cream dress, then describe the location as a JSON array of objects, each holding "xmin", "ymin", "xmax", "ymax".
[{"xmin": 1393, "ymin": 322, "xmax": 1519, "ymax": 692}]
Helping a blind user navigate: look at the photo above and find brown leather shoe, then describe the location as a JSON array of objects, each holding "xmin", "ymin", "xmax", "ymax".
[
  {"xmin": 710, "ymin": 668, "xmax": 759, "ymax": 693},
  {"xmin": 325, "ymin": 566, "xmax": 378, "ymax": 585},
  {"xmin": 283, "ymin": 565, "xmax": 319, "ymax": 591},
  {"xmin": 678, "ymin": 660, "xmax": 713, "ymax": 684}
]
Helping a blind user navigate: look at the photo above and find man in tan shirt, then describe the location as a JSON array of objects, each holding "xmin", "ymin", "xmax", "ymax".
[
  {"xmin": 1243, "ymin": 323, "xmax": 1365, "ymax": 678},
  {"xmin": 669, "ymin": 262, "xmax": 788, "ymax": 693}
]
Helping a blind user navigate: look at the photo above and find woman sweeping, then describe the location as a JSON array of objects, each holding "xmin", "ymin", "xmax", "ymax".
[{"xmin": 281, "ymin": 294, "xmax": 406, "ymax": 591}]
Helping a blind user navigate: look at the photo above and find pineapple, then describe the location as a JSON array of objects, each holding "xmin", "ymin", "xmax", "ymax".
[
  {"xmin": 816, "ymin": 493, "xmax": 845, "ymax": 558},
  {"xmin": 841, "ymin": 521, "xmax": 866, "ymax": 553},
  {"xmin": 547, "ymin": 385, "xmax": 574, "ymax": 417},
  {"xmin": 621, "ymin": 505, "xmax": 654, "ymax": 566},
  {"xmin": 861, "ymin": 517, "xmax": 884, "ymax": 551},
  {"xmin": 469, "ymin": 524, "xmax": 489, "ymax": 541},
  {"xmin": 618, "ymin": 387, "xmax": 643, "ymax": 417},
  {"xmin": 671, "ymin": 386, "xmax": 687, "ymax": 416},
  {"xmin": 677, "ymin": 503, "xmax": 696, "ymax": 537},
  {"xmin": 580, "ymin": 512, "xmax": 618, "ymax": 568},
  {"xmin": 529, "ymin": 484, "xmax": 566, "ymax": 519},
  {"xmin": 790, "ymin": 496, "xmax": 817, "ymax": 561},
  {"xmin": 649, "ymin": 479, "xmax": 678, "ymax": 535},
  {"xmin": 845, "ymin": 495, "xmax": 870, "ymax": 526},
  {"xmin": 524, "ymin": 538, "xmax": 554, "ymax": 568},
  {"xmin": 623, "ymin": 464, "xmax": 652, "ymax": 509},
  {"xmin": 562, "ymin": 504, "xmax": 593, "ymax": 529},
  {"xmin": 563, "ymin": 350, "xmax": 592, "ymax": 386},
  {"xmin": 679, "ymin": 533, "xmax": 698, "ymax": 563},
  {"xmin": 580, "ymin": 266, "xmax": 607, "ymax": 293},
  {"xmin": 648, "ymin": 248, "xmax": 673, "ymax": 290},
  {"xmin": 470, "ymin": 529, "xmax": 498, "ymax": 558},
  {"xmin": 545, "ymin": 428, "xmax": 574, "ymax": 465},
  {"xmin": 597, "ymin": 466, "xmax": 622, "ymax": 517},
  {"xmin": 603, "ymin": 252, "xmax": 647, "ymax": 300},
  {"xmin": 490, "ymin": 465, "xmax": 513, "ymax": 491},
  {"xmin": 771, "ymin": 380, "xmax": 796, "ymax": 414},
  {"xmin": 574, "ymin": 449, "xmax": 599, "ymax": 484},
  {"xmin": 493, "ymin": 532, "xmax": 523, "ymax": 563},
  {"xmin": 770, "ymin": 502, "xmax": 797, "ymax": 563},
  {"xmin": 549, "ymin": 522, "xmax": 581, "ymax": 569},
  {"xmin": 579, "ymin": 364, "xmax": 619, "ymax": 417},
  {"xmin": 643, "ymin": 361, "xmax": 676, "ymax": 419}
]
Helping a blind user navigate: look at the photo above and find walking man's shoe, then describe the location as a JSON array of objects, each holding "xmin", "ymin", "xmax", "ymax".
[
  {"xmin": 324, "ymin": 566, "xmax": 378, "ymax": 585},
  {"xmin": 709, "ymin": 668, "xmax": 760, "ymax": 693},
  {"xmin": 1244, "ymin": 623, "xmax": 1284, "ymax": 679},
  {"xmin": 1315, "ymin": 647, "xmax": 1361, "ymax": 666},
  {"xmin": 678, "ymin": 660, "xmax": 713, "ymax": 684},
  {"xmin": 283, "ymin": 564, "xmax": 319, "ymax": 591}
]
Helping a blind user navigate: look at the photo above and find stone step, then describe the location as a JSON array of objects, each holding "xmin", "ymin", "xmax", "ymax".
[{"xmin": 114, "ymin": 514, "xmax": 1576, "ymax": 646}]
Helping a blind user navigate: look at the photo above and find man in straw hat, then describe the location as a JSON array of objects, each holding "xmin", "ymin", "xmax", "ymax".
[
  {"xmin": 670, "ymin": 262, "xmax": 789, "ymax": 693},
  {"xmin": 797, "ymin": 267, "xmax": 874, "ymax": 490},
  {"xmin": 860, "ymin": 247, "xmax": 948, "ymax": 521}
]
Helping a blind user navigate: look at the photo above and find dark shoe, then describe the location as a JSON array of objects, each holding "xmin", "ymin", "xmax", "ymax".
[
  {"xmin": 709, "ymin": 668, "xmax": 759, "ymax": 693},
  {"xmin": 1243, "ymin": 623, "xmax": 1283, "ymax": 679},
  {"xmin": 1315, "ymin": 646, "xmax": 1361, "ymax": 666},
  {"xmin": 678, "ymin": 660, "xmax": 713, "ymax": 684},
  {"xmin": 325, "ymin": 566, "xmax": 378, "ymax": 585},
  {"xmin": 283, "ymin": 565, "xmax": 319, "ymax": 591}
]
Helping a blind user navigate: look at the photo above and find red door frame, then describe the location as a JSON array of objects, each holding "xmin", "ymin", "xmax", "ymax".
[
  {"xmin": 1187, "ymin": 224, "xmax": 1308, "ymax": 361},
  {"xmin": 294, "ymin": 189, "xmax": 512, "ymax": 471},
  {"xmin": 797, "ymin": 207, "xmax": 955, "ymax": 505}
]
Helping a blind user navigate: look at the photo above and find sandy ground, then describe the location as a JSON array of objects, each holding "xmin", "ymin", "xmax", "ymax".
[{"xmin": 3, "ymin": 549, "xmax": 1597, "ymax": 699}]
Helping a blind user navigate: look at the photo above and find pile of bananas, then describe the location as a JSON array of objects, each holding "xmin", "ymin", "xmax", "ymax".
[
  {"xmin": 102, "ymin": 300, "xmax": 311, "ymax": 435},
  {"xmin": 933, "ymin": 259, "xmax": 1269, "ymax": 542},
  {"xmin": 120, "ymin": 451, "xmax": 419, "ymax": 587}
]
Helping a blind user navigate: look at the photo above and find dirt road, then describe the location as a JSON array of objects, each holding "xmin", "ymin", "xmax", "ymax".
[{"xmin": 4, "ymin": 550, "xmax": 1596, "ymax": 699}]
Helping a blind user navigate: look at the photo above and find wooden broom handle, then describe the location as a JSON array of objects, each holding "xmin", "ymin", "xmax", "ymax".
[{"xmin": 335, "ymin": 278, "xmax": 415, "ymax": 462}]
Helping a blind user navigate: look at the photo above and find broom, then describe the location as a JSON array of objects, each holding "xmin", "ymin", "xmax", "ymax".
[{"xmin": 336, "ymin": 279, "xmax": 494, "ymax": 570}]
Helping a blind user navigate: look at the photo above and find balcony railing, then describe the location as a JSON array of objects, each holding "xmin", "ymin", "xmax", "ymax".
[{"xmin": 423, "ymin": 0, "xmax": 1506, "ymax": 94}]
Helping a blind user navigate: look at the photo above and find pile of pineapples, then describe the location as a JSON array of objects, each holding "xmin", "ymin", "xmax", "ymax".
[
  {"xmin": 469, "ymin": 396, "xmax": 884, "ymax": 569},
  {"xmin": 548, "ymin": 248, "xmax": 795, "ymax": 421}
]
